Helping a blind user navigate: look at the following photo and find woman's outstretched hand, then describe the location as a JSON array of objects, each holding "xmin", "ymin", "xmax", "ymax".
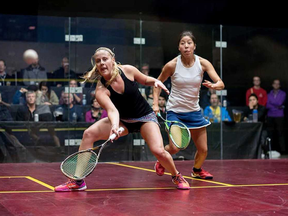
[{"xmin": 154, "ymin": 80, "xmax": 170, "ymax": 95}]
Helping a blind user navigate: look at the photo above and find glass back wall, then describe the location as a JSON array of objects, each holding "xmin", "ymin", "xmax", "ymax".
[{"xmin": 1, "ymin": 14, "xmax": 287, "ymax": 162}]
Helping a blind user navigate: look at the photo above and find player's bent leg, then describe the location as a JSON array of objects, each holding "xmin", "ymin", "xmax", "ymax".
[
  {"xmin": 155, "ymin": 139, "xmax": 178, "ymax": 176},
  {"xmin": 141, "ymin": 122, "xmax": 190, "ymax": 190},
  {"xmin": 164, "ymin": 138, "xmax": 180, "ymax": 155},
  {"xmin": 79, "ymin": 118, "xmax": 112, "ymax": 151},
  {"xmin": 190, "ymin": 127, "xmax": 213, "ymax": 180},
  {"xmin": 156, "ymin": 134, "xmax": 180, "ymax": 176},
  {"xmin": 140, "ymin": 122, "xmax": 177, "ymax": 174},
  {"xmin": 55, "ymin": 119, "xmax": 128, "ymax": 192}
]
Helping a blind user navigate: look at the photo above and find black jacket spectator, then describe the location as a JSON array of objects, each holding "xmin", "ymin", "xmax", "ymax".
[
  {"xmin": 52, "ymin": 67, "xmax": 78, "ymax": 87},
  {"xmin": 243, "ymin": 105, "xmax": 266, "ymax": 123},
  {"xmin": 16, "ymin": 105, "xmax": 52, "ymax": 121},
  {"xmin": 0, "ymin": 60, "xmax": 15, "ymax": 86}
]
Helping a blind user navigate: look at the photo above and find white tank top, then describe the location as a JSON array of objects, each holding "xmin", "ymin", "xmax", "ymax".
[{"xmin": 166, "ymin": 55, "xmax": 203, "ymax": 112}]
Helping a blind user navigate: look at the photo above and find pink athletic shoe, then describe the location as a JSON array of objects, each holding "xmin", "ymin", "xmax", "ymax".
[
  {"xmin": 172, "ymin": 173, "xmax": 190, "ymax": 190},
  {"xmin": 54, "ymin": 179, "xmax": 87, "ymax": 192},
  {"xmin": 191, "ymin": 168, "xmax": 213, "ymax": 180},
  {"xmin": 154, "ymin": 161, "xmax": 165, "ymax": 176}
]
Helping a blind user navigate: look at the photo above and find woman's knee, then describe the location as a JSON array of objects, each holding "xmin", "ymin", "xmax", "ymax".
[
  {"xmin": 168, "ymin": 141, "xmax": 181, "ymax": 153},
  {"xmin": 82, "ymin": 128, "xmax": 99, "ymax": 142},
  {"xmin": 151, "ymin": 148, "xmax": 167, "ymax": 159},
  {"xmin": 83, "ymin": 128, "xmax": 92, "ymax": 139},
  {"xmin": 197, "ymin": 147, "xmax": 208, "ymax": 155}
]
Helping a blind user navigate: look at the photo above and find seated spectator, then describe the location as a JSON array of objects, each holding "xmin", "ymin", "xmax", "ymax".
[
  {"xmin": 0, "ymin": 92, "xmax": 13, "ymax": 121},
  {"xmin": 244, "ymin": 93, "xmax": 268, "ymax": 157},
  {"xmin": 22, "ymin": 49, "xmax": 47, "ymax": 86},
  {"xmin": 37, "ymin": 81, "xmax": 59, "ymax": 105},
  {"xmin": 243, "ymin": 93, "xmax": 266, "ymax": 123},
  {"xmin": 203, "ymin": 93, "xmax": 232, "ymax": 122},
  {"xmin": 52, "ymin": 57, "xmax": 78, "ymax": 87},
  {"xmin": 59, "ymin": 93, "xmax": 83, "ymax": 122},
  {"xmin": 15, "ymin": 90, "xmax": 60, "ymax": 147},
  {"xmin": 246, "ymin": 76, "xmax": 267, "ymax": 106},
  {"xmin": 13, "ymin": 85, "xmax": 41, "ymax": 105},
  {"xmin": 85, "ymin": 98, "xmax": 107, "ymax": 123},
  {"xmin": 266, "ymin": 79, "xmax": 286, "ymax": 154},
  {"xmin": 138, "ymin": 63, "xmax": 151, "ymax": 101},
  {"xmin": 200, "ymin": 88, "xmax": 228, "ymax": 109},
  {"xmin": 16, "ymin": 91, "xmax": 52, "ymax": 121},
  {"xmin": 59, "ymin": 79, "xmax": 83, "ymax": 105},
  {"xmin": 146, "ymin": 87, "xmax": 154, "ymax": 107},
  {"xmin": 200, "ymin": 88, "xmax": 216, "ymax": 109},
  {"xmin": 158, "ymin": 92, "xmax": 167, "ymax": 118},
  {"xmin": 0, "ymin": 59, "xmax": 15, "ymax": 86}
]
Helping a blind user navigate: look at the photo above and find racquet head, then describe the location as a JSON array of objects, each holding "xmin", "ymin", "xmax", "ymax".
[
  {"xmin": 60, "ymin": 150, "xmax": 98, "ymax": 180},
  {"xmin": 169, "ymin": 122, "xmax": 191, "ymax": 149},
  {"xmin": 60, "ymin": 127, "xmax": 125, "ymax": 180}
]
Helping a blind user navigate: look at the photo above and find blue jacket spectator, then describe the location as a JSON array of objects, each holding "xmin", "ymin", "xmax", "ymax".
[
  {"xmin": 12, "ymin": 85, "xmax": 41, "ymax": 105},
  {"xmin": 203, "ymin": 93, "xmax": 232, "ymax": 122},
  {"xmin": 58, "ymin": 92, "xmax": 83, "ymax": 122}
]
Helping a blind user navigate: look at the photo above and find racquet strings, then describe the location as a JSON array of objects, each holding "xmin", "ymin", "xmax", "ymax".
[
  {"xmin": 62, "ymin": 151, "xmax": 97, "ymax": 179},
  {"xmin": 170, "ymin": 123, "xmax": 190, "ymax": 149}
]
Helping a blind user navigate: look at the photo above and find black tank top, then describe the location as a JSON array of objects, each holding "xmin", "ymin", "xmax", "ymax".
[{"xmin": 100, "ymin": 69, "xmax": 152, "ymax": 119}]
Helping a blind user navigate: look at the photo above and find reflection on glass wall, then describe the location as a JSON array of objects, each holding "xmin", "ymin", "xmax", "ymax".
[{"xmin": 0, "ymin": 14, "xmax": 287, "ymax": 163}]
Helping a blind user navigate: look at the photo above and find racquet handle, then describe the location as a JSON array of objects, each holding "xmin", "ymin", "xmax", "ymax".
[
  {"xmin": 109, "ymin": 127, "xmax": 124, "ymax": 140},
  {"xmin": 157, "ymin": 113, "xmax": 165, "ymax": 121}
]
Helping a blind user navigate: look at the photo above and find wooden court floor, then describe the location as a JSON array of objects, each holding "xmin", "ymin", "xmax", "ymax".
[{"xmin": 0, "ymin": 159, "xmax": 287, "ymax": 215}]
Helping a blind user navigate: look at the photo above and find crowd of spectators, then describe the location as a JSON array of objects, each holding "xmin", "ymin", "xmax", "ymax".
[
  {"xmin": 199, "ymin": 76, "xmax": 286, "ymax": 155},
  {"xmin": 0, "ymin": 49, "xmax": 108, "ymax": 124},
  {"xmin": 0, "ymin": 50, "xmax": 287, "ymax": 156}
]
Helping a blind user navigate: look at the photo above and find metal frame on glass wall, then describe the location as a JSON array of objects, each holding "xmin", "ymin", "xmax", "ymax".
[{"xmin": 219, "ymin": 24, "xmax": 224, "ymax": 160}]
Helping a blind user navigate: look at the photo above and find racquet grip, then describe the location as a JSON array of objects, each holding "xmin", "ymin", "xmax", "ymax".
[
  {"xmin": 157, "ymin": 113, "xmax": 165, "ymax": 121},
  {"xmin": 109, "ymin": 127, "xmax": 124, "ymax": 140}
]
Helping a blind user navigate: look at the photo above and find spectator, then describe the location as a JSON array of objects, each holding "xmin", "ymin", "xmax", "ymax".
[
  {"xmin": 59, "ymin": 92, "xmax": 83, "ymax": 122},
  {"xmin": 52, "ymin": 57, "xmax": 78, "ymax": 87},
  {"xmin": 203, "ymin": 93, "xmax": 232, "ymax": 122},
  {"xmin": 200, "ymin": 88, "xmax": 216, "ymax": 109},
  {"xmin": 246, "ymin": 76, "xmax": 267, "ymax": 106},
  {"xmin": 22, "ymin": 49, "xmax": 47, "ymax": 86},
  {"xmin": 12, "ymin": 85, "xmax": 41, "ymax": 105},
  {"xmin": 15, "ymin": 91, "xmax": 60, "ymax": 147},
  {"xmin": 200, "ymin": 88, "xmax": 229, "ymax": 109},
  {"xmin": 138, "ymin": 63, "xmax": 152, "ymax": 101},
  {"xmin": 146, "ymin": 87, "xmax": 154, "ymax": 107},
  {"xmin": 266, "ymin": 79, "xmax": 286, "ymax": 154},
  {"xmin": 85, "ymin": 98, "xmax": 107, "ymax": 123},
  {"xmin": 243, "ymin": 93, "xmax": 266, "ymax": 123},
  {"xmin": 142, "ymin": 64, "xmax": 153, "ymax": 104},
  {"xmin": 0, "ymin": 92, "xmax": 13, "ymax": 121},
  {"xmin": 16, "ymin": 91, "xmax": 52, "ymax": 121},
  {"xmin": 59, "ymin": 79, "xmax": 83, "ymax": 105},
  {"xmin": 158, "ymin": 92, "xmax": 167, "ymax": 118},
  {"xmin": 244, "ymin": 93, "xmax": 268, "ymax": 157},
  {"xmin": 37, "ymin": 81, "xmax": 59, "ymax": 105},
  {"xmin": 141, "ymin": 63, "xmax": 149, "ymax": 75},
  {"xmin": 0, "ymin": 59, "xmax": 15, "ymax": 86}
]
